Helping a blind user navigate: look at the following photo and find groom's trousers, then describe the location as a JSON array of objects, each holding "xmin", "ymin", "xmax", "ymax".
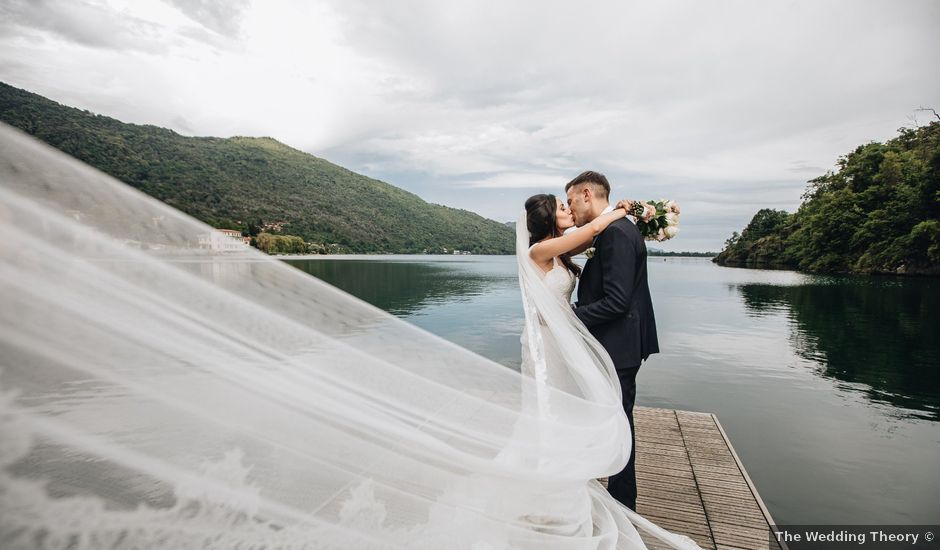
[{"xmin": 607, "ymin": 365, "xmax": 640, "ymax": 511}]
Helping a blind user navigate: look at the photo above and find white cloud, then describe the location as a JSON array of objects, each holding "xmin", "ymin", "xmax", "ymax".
[
  {"xmin": 1, "ymin": 0, "xmax": 938, "ymax": 251},
  {"xmin": 464, "ymin": 172, "xmax": 569, "ymax": 189}
]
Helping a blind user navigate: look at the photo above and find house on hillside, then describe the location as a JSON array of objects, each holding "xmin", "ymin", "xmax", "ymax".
[{"xmin": 198, "ymin": 229, "xmax": 249, "ymax": 252}]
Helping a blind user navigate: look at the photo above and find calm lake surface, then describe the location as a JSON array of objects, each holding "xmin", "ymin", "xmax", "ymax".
[{"xmin": 285, "ymin": 255, "xmax": 940, "ymax": 525}]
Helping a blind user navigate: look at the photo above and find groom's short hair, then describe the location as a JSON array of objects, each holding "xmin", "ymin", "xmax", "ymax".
[{"xmin": 565, "ymin": 171, "xmax": 610, "ymax": 199}]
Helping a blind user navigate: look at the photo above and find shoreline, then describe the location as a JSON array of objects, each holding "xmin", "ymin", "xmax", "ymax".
[
  {"xmin": 713, "ymin": 259, "xmax": 940, "ymax": 278},
  {"xmin": 275, "ymin": 253, "xmax": 718, "ymax": 260}
]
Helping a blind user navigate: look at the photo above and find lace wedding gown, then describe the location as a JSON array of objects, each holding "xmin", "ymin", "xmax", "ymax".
[
  {"xmin": 539, "ymin": 256, "xmax": 578, "ymax": 307},
  {"xmin": 520, "ymin": 253, "xmax": 580, "ymax": 400},
  {"xmin": 0, "ymin": 123, "xmax": 700, "ymax": 550}
]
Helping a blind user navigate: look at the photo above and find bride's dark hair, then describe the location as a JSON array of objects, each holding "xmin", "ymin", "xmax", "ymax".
[{"xmin": 525, "ymin": 194, "xmax": 582, "ymax": 277}]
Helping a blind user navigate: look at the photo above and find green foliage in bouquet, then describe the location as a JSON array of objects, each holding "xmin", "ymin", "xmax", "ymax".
[{"xmin": 629, "ymin": 200, "xmax": 681, "ymax": 241}]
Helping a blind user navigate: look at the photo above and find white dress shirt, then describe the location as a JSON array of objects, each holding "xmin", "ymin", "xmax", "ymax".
[{"xmin": 602, "ymin": 204, "xmax": 635, "ymax": 224}]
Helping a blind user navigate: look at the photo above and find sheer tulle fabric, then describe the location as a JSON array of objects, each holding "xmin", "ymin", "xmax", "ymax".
[{"xmin": 0, "ymin": 123, "xmax": 699, "ymax": 549}]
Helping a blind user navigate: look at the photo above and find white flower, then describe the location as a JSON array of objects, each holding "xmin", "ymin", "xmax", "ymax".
[
  {"xmin": 665, "ymin": 200, "xmax": 681, "ymax": 214},
  {"xmin": 584, "ymin": 247, "xmax": 596, "ymax": 259},
  {"xmin": 664, "ymin": 225, "xmax": 679, "ymax": 239},
  {"xmin": 665, "ymin": 212, "xmax": 679, "ymax": 226},
  {"xmin": 655, "ymin": 229, "xmax": 666, "ymax": 241}
]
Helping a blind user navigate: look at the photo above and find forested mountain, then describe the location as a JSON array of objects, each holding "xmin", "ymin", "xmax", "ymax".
[
  {"xmin": 0, "ymin": 82, "xmax": 514, "ymax": 254},
  {"xmin": 715, "ymin": 121, "xmax": 940, "ymax": 274}
]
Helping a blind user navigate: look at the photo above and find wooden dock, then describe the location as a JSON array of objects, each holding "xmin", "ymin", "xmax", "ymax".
[{"xmin": 622, "ymin": 407, "xmax": 783, "ymax": 550}]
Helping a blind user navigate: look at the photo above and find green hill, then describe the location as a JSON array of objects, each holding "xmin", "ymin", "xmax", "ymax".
[
  {"xmin": 0, "ymin": 81, "xmax": 514, "ymax": 254},
  {"xmin": 714, "ymin": 121, "xmax": 940, "ymax": 275}
]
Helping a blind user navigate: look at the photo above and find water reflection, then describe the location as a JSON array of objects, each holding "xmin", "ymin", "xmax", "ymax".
[
  {"xmin": 736, "ymin": 279, "xmax": 940, "ymax": 420},
  {"xmin": 274, "ymin": 256, "xmax": 940, "ymax": 524},
  {"xmin": 285, "ymin": 257, "xmax": 514, "ymax": 315}
]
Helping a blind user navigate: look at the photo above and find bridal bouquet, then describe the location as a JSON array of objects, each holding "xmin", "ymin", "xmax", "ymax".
[{"xmin": 627, "ymin": 199, "xmax": 681, "ymax": 241}]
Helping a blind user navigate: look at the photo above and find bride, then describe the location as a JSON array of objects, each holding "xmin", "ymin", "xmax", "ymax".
[
  {"xmin": 0, "ymin": 123, "xmax": 699, "ymax": 549},
  {"xmin": 518, "ymin": 193, "xmax": 630, "ymax": 395},
  {"xmin": 524, "ymin": 193, "xmax": 629, "ymax": 278}
]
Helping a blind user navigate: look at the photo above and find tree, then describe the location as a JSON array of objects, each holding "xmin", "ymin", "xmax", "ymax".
[
  {"xmin": 715, "ymin": 120, "xmax": 940, "ymax": 274},
  {"xmin": 741, "ymin": 209, "xmax": 790, "ymax": 242}
]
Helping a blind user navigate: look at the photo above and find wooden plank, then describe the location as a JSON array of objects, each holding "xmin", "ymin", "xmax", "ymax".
[
  {"xmin": 626, "ymin": 407, "xmax": 782, "ymax": 550},
  {"xmin": 682, "ymin": 411, "xmax": 783, "ymax": 550},
  {"xmin": 638, "ymin": 446, "xmax": 692, "ymax": 459},
  {"xmin": 636, "ymin": 437, "xmax": 687, "ymax": 446},
  {"xmin": 637, "ymin": 486, "xmax": 709, "ymax": 504},
  {"xmin": 639, "ymin": 437, "xmax": 687, "ymax": 447},
  {"xmin": 636, "ymin": 458, "xmax": 695, "ymax": 472},
  {"xmin": 636, "ymin": 467, "xmax": 697, "ymax": 483},
  {"xmin": 696, "ymin": 479, "xmax": 754, "ymax": 492},
  {"xmin": 707, "ymin": 414, "xmax": 785, "ymax": 550},
  {"xmin": 636, "ymin": 451, "xmax": 694, "ymax": 464},
  {"xmin": 634, "ymin": 407, "xmax": 716, "ymax": 548},
  {"xmin": 681, "ymin": 429, "xmax": 723, "ymax": 437},
  {"xmin": 649, "ymin": 529, "xmax": 714, "ymax": 548},
  {"xmin": 687, "ymin": 464, "xmax": 749, "ymax": 477},
  {"xmin": 709, "ymin": 521, "xmax": 775, "ymax": 542},
  {"xmin": 636, "ymin": 440, "xmax": 687, "ymax": 450},
  {"xmin": 636, "ymin": 472, "xmax": 698, "ymax": 488},
  {"xmin": 633, "ymin": 420, "xmax": 679, "ymax": 429},
  {"xmin": 636, "ymin": 422, "xmax": 682, "ymax": 430},
  {"xmin": 697, "ymin": 496, "xmax": 766, "ymax": 513},
  {"xmin": 636, "ymin": 487, "xmax": 705, "ymax": 505},
  {"xmin": 637, "ymin": 460, "xmax": 701, "ymax": 476},
  {"xmin": 695, "ymin": 470, "xmax": 757, "ymax": 483},
  {"xmin": 641, "ymin": 514, "xmax": 713, "ymax": 534},
  {"xmin": 694, "ymin": 494, "xmax": 768, "ymax": 512},
  {"xmin": 637, "ymin": 495, "xmax": 708, "ymax": 513},
  {"xmin": 637, "ymin": 489, "xmax": 709, "ymax": 507},
  {"xmin": 686, "ymin": 447, "xmax": 737, "ymax": 457},
  {"xmin": 706, "ymin": 509, "xmax": 772, "ymax": 528},
  {"xmin": 636, "ymin": 503, "xmax": 708, "ymax": 522}
]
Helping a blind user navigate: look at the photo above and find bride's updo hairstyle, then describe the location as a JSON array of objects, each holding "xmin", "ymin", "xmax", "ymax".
[{"xmin": 525, "ymin": 194, "xmax": 582, "ymax": 277}]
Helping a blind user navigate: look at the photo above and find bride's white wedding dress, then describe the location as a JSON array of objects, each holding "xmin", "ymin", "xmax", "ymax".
[
  {"xmin": 0, "ymin": 122, "xmax": 700, "ymax": 550},
  {"xmin": 540, "ymin": 256, "xmax": 578, "ymax": 307},
  {"xmin": 521, "ymin": 253, "xmax": 579, "ymax": 399},
  {"xmin": 539, "ymin": 256, "xmax": 578, "ymax": 304}
]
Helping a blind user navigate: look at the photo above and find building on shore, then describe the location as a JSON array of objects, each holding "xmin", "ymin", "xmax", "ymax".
[{"xmin": 198, "ymin": 229, "xmax": 249, "ymax": 252}]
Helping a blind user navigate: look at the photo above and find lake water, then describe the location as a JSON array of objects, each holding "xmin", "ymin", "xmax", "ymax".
[{"xmin": 285, "ymin": 255, "xmax": 940, "ymax": 525}]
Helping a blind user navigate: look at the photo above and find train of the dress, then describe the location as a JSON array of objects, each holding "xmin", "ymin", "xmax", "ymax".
[{"xmin": 0, "ymin": 122, "xmax": 700, "ymax": 549}]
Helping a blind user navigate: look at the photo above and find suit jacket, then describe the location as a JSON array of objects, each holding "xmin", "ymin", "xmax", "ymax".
[{"xmin": 575, "ymin": 218, "xmax": 658, "ymax": 371}]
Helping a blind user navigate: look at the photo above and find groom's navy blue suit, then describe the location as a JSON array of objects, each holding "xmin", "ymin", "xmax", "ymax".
[{"xmin": 574, "ymin": 216, "xmax": 658, "ymax": 511}]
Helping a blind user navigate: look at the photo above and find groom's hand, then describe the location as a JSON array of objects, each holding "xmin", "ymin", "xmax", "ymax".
[{"xmin": 615, "ymin": 199, "xmax": 634, "ymax": 212}]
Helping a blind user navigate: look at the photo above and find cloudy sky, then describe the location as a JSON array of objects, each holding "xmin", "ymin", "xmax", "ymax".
[{"xmin": 1, "ymin": 0, "xmax": 937, "ymax": 250}]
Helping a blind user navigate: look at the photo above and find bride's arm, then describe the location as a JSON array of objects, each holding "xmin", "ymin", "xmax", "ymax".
[
  {"xmin": 567, "ymin": 242, "xmax": 593, "ymax": 256},
  {"xmin": 530, "ymin": 207, "xmax": 627, "ymax": 263}
]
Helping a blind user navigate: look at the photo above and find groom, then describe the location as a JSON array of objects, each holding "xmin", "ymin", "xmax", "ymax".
[{"xmin": 566, "ymin": 170, "xmax": 659, "ymax": 512}]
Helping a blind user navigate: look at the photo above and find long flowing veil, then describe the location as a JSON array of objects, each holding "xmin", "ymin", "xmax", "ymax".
[{"xmin": 0, "ymin": 122, "xmax": 699, "ymax": 549}]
